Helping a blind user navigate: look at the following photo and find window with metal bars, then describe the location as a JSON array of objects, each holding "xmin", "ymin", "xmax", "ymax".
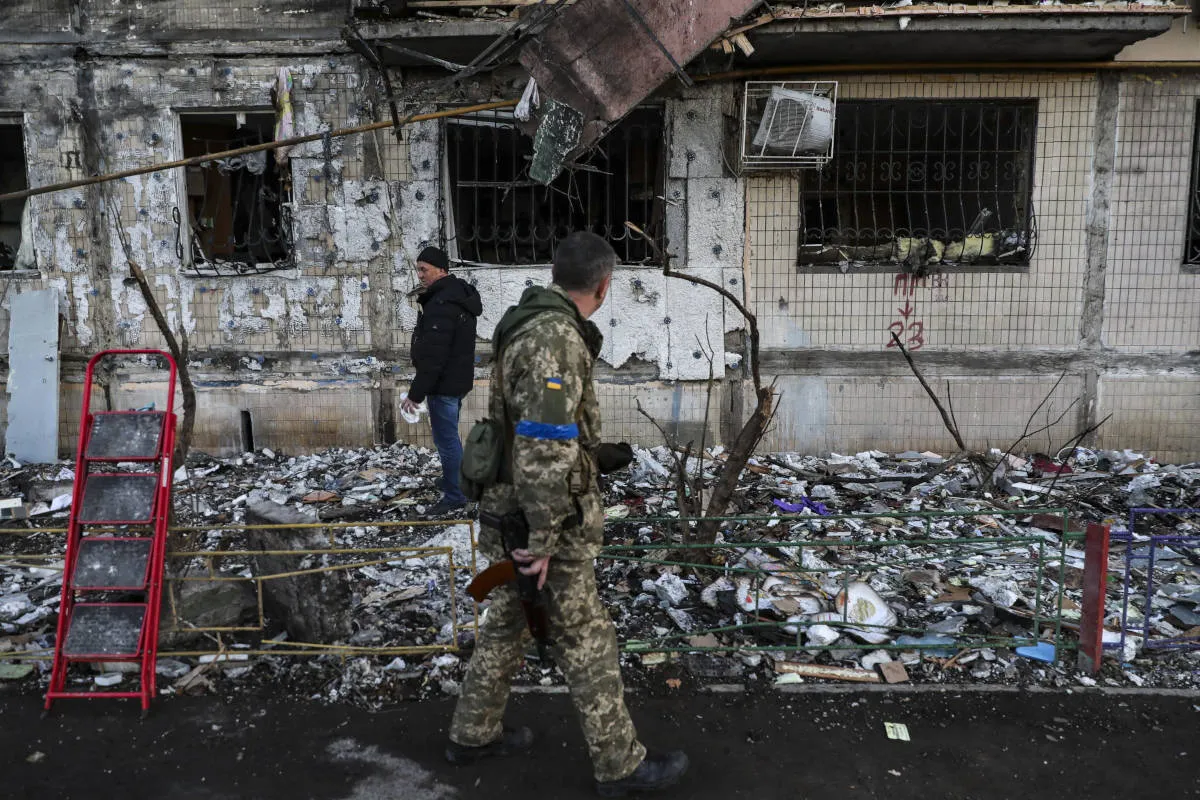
[
  {"xmin": 797, "ymin": 100, "xmax": 1037, "ymax": 272},
  {"xmin": 1187, "ymin": 101, "xmax": 1200, "ymax": 269},
  {"xmin": 178, "ymin": 112, "xmax": 293, "ymax": 276},
  {"xmin": 446, "ymin": 107, "xmax": 665, "ymax": 265}
]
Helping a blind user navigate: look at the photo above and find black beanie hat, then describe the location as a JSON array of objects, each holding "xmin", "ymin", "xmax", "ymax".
[{"xmin": 417, "ymin": 246, "xmax": 450, "ymax": 272}]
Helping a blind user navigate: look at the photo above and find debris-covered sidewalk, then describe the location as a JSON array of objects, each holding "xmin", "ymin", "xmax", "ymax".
[{"xmin": 1, "ymin": 443, "xmax": 1199, "ymax": 704}]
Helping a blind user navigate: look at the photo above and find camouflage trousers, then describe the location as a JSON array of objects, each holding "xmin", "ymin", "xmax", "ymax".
[{"xmin": 449, "ymin": 557, "xmax": 646, "ymax": 782}]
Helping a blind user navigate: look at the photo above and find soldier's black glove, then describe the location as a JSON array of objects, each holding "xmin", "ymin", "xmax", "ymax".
[{"xmin": 595, "ymin": 442, "xmax": 634, "ymax": 474}]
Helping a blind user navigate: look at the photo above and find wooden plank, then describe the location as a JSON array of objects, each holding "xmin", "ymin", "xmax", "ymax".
[{"xmin": 774, "ymin": 662, "xmax": 881, "ymax": 683}]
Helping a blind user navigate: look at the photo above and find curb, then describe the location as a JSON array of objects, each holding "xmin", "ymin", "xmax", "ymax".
[{"xmin": 510, "ymin": 683, "xmax": 1200, "ymax": 698}]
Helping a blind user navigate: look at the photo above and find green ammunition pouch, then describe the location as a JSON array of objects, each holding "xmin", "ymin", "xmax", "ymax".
[{"xmin": 461, "ymin": 417, "xmax": 504, "ymax": 502}]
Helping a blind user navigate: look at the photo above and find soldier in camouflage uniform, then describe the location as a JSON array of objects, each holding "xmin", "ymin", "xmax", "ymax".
[{"xmin": 446, "ymin": 232, "xmax": 689, "ymax": 797}]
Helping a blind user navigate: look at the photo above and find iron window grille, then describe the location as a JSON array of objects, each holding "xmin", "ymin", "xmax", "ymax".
[
  {"xmin": 1187, "ymin": 100, "xmax": 1200, "ymax": 269},
  {"xmin": 446, "ymin": 106, "xmax": 666, "ymax": 266},
  {"xmin": 175, "ymin": 112, "xmax": 294, "ymax": 277},
  {"xmin": 797, "ymin": 100, "xmax": 1038, "ymax": 272}
]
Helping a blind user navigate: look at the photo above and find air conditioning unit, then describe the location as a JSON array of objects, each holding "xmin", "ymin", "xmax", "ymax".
[{"xmin": 740, "ymin": 80, "xmax": 837, "ymax": 170}]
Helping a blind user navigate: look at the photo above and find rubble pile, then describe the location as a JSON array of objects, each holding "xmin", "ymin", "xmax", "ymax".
[{"xmin": 2, "ymin": 443, "xmax": 1198, "ymax": 706}]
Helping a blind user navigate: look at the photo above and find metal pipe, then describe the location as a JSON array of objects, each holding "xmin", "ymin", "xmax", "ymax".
[{"xmin": 692, "ymin": 61, "xmax": 1200, "ymax": 83}]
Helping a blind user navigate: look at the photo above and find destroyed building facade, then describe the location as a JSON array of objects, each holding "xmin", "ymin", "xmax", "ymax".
[{"xmin": 1, "ymin": 0, "xmax": 1199, "ymax": 460}]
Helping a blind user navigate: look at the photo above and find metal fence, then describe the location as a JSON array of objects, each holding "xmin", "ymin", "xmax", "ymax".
[
  {"xmin": 1, "ymin": 509, "xmax": 1083, "ymax": 670},
  {"xmin": 603, "ymin": 509, "xmax": 1077, "ymax": 660},
  {"xmin": 0, "ymin": 519, "xmax": 480, "ymax": 663},
  {"xmin": 1115, "ymin": 508, "xmax": 1200, "ymax": 656}
]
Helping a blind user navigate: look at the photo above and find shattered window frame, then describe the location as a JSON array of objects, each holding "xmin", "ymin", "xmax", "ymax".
[
  {"xmin": 1186, "ymin": 99, "xmax": 1200, "ymax": 271},
  {"xmin": 0, "ymin": 116, "xmax": 36, "ymax": 273},
  {"xmin": 175, "ymin": 110, "xmax": 295, "ymax": 277},
  {"xmin": 796, "ymin": 99, "xmax": 1038, "ymax": 274},
  {"xmin": 444, "ymin": 106, "xmax": 667, "ymax": 267}
]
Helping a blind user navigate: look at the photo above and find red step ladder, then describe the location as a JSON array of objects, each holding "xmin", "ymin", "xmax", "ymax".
[{"xmin": 45, "ymin": 349, "xmax": 178, "ymax": 713}]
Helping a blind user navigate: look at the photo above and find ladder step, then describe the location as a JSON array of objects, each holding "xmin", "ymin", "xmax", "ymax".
[
  {"xmin": 79, "ymin": 474, "xmax": 160, "ymax": 524},
  {"xmin": 85, "ymin": 412, "xmax": 167, "ymax": 461},
  {"xmin": 62, "ymin": 603, "xmax": 147, "ymax": 658},
  {"xmin": 72, "ymin": 538, "xmax": 153, "ymax": 590}
]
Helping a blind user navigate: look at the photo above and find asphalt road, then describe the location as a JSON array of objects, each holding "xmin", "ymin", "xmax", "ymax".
[{"xmin": 3, "ymin": 686, "xmax": 1198, "ymax": 799}]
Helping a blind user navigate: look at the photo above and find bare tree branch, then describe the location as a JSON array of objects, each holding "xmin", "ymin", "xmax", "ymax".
[
  {"xmin": 626, "ymin": 220, "xmax": 775, "ymax": 545},
  {"xmin": 636, "ymin": 399, "xmax": 699, "ymax": 517},
  {"xmin": 107, "ymin": 193, "xmax": 197, "ymax": 468},
  {"xmin": 890, "ymin": 331, "xmax": 967, "ymax": 453}
]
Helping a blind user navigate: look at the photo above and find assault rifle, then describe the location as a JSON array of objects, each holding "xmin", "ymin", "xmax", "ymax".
[{"xmin": 467, "ymin": 509, "xmax": 551, "ymax": 661}]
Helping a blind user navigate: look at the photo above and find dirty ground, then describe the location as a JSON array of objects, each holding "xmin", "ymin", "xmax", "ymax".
[{"xmin": 2, "ymin": 688, "xmax": 1197, "ymax": 799}]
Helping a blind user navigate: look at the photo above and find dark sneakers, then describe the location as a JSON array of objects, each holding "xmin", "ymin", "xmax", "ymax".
[
  {"xmin": 424, "ymin": 499, "xmax": 467, "ymax": 518},
  {"xmin": 444, "ymin": 726, "xmax": 535, "ymax": 765},
  {"xmin": 596, "ymin": 751, "xmax": 690, "ymax": 797}
]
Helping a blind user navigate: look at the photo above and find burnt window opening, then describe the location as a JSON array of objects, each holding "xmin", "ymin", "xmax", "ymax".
[
  {"xmin": 179, "ymin": 112, "xmax": 293, "ymax": 276},
  {"xmin": 1187, "ymin": 101, "xmax": 1200, "ymax": 269},
  {"xmin": 798, "ymin": 100, "xmax": 1038, "ymax": 271},
  {"xmin": 446, "ymin": 107, "xmax": 666, "ymax": 265},
  {"xmin": 0, "ymin": 122, "xmax": 33, "ymax": 271}
]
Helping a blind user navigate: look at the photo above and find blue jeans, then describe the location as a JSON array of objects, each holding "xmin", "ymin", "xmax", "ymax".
[{"xmin": 427, "ymin": 394, "xmax": 466, "ymax": 505}]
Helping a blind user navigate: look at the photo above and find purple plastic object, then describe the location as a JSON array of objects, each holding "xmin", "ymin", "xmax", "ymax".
[{"xmin": 773, "ymin": 497, "xmax": 830, "ymax": 516}]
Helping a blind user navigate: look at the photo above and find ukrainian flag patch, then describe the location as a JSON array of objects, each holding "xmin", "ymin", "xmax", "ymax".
[{"xmin": 545, "ymin": 377, "xmax": 563, "ymax": 390}]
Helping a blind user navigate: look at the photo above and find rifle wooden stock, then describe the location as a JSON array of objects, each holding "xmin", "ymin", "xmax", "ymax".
[{"xmin": 467, "ymin": 560, "xmax": 518, "ymax": 602}]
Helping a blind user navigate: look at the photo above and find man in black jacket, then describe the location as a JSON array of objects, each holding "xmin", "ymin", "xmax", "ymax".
[{"xmin": 403, "ymin": 246, "xmax": 483, "ymax": 516}]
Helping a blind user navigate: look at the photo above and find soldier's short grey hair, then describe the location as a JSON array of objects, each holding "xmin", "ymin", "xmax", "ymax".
[{"xmin": 552, "ymin": 232, "xmax": 617, "ymax": 292}]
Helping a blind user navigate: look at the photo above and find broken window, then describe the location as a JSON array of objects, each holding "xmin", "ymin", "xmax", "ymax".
[
  {"xmin": 1187, "ymin": 101, "xmax": 1200, "ymax": 268},
  {"xmin": 0, "ymin": 121, "xmax": 33, "ymax": 271},
  {"xmin": 179, "ymin": 112, "xmax": 292, "ymax": 275},
  {"xmin": 797, "ymin": 100, "xmax": 1037, "ymax": 270},
  {"xmin": 446, "ymin": 107, "xmax": 665, "ymax": 265}
]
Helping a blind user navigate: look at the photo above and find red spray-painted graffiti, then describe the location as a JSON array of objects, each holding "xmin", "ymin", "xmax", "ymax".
[{"xmin": 885, "ymin": 273, "xmax": 948, "ymax": 351}]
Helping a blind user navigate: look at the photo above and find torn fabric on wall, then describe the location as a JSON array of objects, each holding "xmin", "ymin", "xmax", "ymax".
[{"xmin": 274, "ymin": 67, "xmax": 295, "ymax": 168}]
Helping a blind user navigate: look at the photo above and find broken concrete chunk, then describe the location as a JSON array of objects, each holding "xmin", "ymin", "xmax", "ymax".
[
  {"xmin": 969, "ymin": 576, "xmax": 1023, "ymax": 609},
  {"xmin": 877, "ymin": 661, "xmax": 910, "ymax": 684},
  {"xmin": 654, "ymin": 573, "xmax": 688, "ymax": 607},
  {"xmin": 860, "ymin": 649, "xmax": 893, "ymax": 671},
  {"xmin": 246, "ymin": 500, "xmax": 353, "ymax": 643},
  {"xmin": 0, "ymin": 593, "xmax": 33, "ymax": 621},
  {"xmin": 806, "ymin": 624, "xmax": 840, "ymax": 647},
  {"xmin": 666, "ymin": 607, "xmax": 695, "ymax": 632}
]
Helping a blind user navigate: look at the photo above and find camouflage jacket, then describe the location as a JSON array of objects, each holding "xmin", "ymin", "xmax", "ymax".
[{"xmin": 481, "ymin": 284, "xmax": 604, "ymax": 562}]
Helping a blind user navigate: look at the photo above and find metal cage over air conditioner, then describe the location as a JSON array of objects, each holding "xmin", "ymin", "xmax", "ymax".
[{"xmin": 740, "ymin": 80, "xmax": 838, "ymax": 170}]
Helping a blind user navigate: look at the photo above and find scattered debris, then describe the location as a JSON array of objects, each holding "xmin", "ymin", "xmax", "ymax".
[
  {"xmin": 884, "ymin": 722, "xmax": 911, "ymax": 741},
  {"xmin": 0, "ymin": 441, "xmax": 1197, "ymax": 704}
]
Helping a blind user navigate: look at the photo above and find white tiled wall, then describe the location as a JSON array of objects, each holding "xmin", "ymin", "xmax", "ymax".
[
  {"xmin": 746, "ymin": 73, "xmax": 1098, "ymax": 354},
  {"xmin": 1104, "ymin": 74, "xmax": 1200, "ymax": 352}
]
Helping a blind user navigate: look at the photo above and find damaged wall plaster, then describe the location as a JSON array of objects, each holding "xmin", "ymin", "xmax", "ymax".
[
  {"xmin": 8, "ymin": 25, "xmax": 1198, "ymax": 460},
  {"xmin": 2, "ymin": 55, "xmax": 745, "ymax": 383}
]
